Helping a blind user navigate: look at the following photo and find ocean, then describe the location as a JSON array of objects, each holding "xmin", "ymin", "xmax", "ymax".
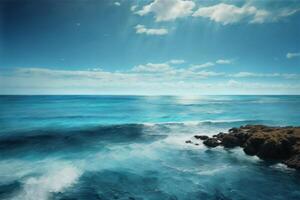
[{"xmin": 0, "ymin": 95, "xmax": 300, "ymax": 200}]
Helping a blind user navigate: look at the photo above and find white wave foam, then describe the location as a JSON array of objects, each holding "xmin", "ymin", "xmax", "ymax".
[
  {"xmin": 142, "ymin": 119, "xmax": 253, "ymax": 126},
  {"xmin": 11, "ymin": 165, "xmax": 81, "ymax": 200},
  {"xmin": 271, "ymin": 163, "xmax": 295, "ymax": 172},
  {"xmin": 196, "ymin": 165, "xmax": 230, "ymax": 175}
]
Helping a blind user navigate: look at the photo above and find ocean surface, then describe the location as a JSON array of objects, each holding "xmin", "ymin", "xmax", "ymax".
[{"xmin": 0, "ymin": 95, "xmax": 300, "ymax": 200}]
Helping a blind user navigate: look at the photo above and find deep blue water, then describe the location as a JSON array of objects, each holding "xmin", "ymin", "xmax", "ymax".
[{"xmin": 0, "ymin": 95, "xmax": 300, "ymax": 200}]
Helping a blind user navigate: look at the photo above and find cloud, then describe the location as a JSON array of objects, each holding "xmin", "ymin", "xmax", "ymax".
[
  {"xmin": 114, "ymin": 2, "xmax": 121, "ymax": 6},
  {"xmin": 136, "ymin": 0, "xmax": 195, "ymax": 21},
  {"xmin": 216, "ymin": 59, "xmax": 232, "ymax": 64},
  {"xmin": 131, "ymin": 5, "xmax": 137, "ymax": 11},
  {"xmin": 2, "ymin": 64, "xmax": 300, "ymax": 95},
  {"xmin": 132, "ymin": 63, "xmax": 172, "ymax": 73},
  {"xmin": 190, "ymin": 58, "xmax": 232, "ymax": 70},
  {"xmin": 193, "ymin": 3, "xmax": 300, "ymax": 25},
  {"xmin": 132, "ymin": 60, "xmax": 185, "ymax": 73},
  {"xmin": 286, "ymin": 52, "xmax": 300, "ymax": 59},
  {"xmin": 190, "ymin": 62, "xmax": 215, "ymax": 70},
  {"xmin": 135, "ymin": 24, "xmax": 168, "ymax": 35},
  {"xmin": 168, "ymin": 59, "xmax": 185, "ymax": 64},
  {"xmin": 193, "ymin": 3, "xmax": 263, "ymax": 25},
  {"xmin": 230, "ymin": 72, "xmax": 277, "ymax": 78},
  {"xmin": 229, "ymin": 72, "xmax": 299, "ymax": 79},
  {"xmin": 2, "ymin": 68, "xmax": 299, "ymax": 95}
]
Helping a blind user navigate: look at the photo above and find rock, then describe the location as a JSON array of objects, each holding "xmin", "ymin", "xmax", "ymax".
[
  {"xmin": 222, "ymin": 135, "xmax": 240, "ymax": 148},
  {"xmin": 213, "ymin": 132, "xmax": 226, "ymax": 139},
  {"xmin": 229, "ymin": 127, "xmax": 239, "ymax": 133},
  {"xmin": 232, "ymin": 131, "xmax": 251, "ymax": 144},
  {"xmin": 185, "ymin": 140, "xmax": 192, "ymax": 144},
  {"xmin": 203, "ymin": 138, "xmax": 220, "ymax": 147},
  {"xmin": 284, "ymin": 154, "xmax": 300, "ymax": 170},
  {"xmin": 291, "ymin": 142, "xmax": 300, "ymax": 154},
  {"xmin": 259, "ymin": 138, "xmax": 292, "ymax": 160},
  {"xmin": 194, "ymin": 135, "xmax": 209, "ymax": 140},
  {"xmin": 193, "ymin": 125, "xmax": 300, "ymax": 170},
  {"xmin": 243, "ymin": 133, "xmax": 267, "ymax": 156}
]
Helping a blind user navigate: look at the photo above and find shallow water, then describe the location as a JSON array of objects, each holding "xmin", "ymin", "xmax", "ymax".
[{"xmin": 0, "ymin": 95, "xmax": 300, "ymax": 200}]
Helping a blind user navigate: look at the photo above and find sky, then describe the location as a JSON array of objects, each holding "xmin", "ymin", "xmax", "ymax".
[{"xmin": 0, "ymin": 0, "xmax": 300, "ymax": 95}]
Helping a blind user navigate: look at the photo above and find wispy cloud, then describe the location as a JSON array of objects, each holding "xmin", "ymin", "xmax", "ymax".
[
  {"xmin": 168, "ymin": 59, "xmax": 185, "ymax": 64},
  {"xmin": 135, "ymin": 0, "xmax": 195, "ymax": 21},
  {"xmin": 1, "ymin": 64, "xmax": 299, "ymax": 95},
  {"xmin": 135, "ymin": 24, "xmax": 168, "ymax": 35},
  {"xmin": 229, "ymin": 71, "xmax": 299, "ymax": 79},
  {"xmin": 114, "ymin": 2, "xmax": 121, "ymax": 6},
  {"xmin": 132, "ymin": 63, "xmax": 172, "ymax": 73},
  {"xmin": 190, "ymin": 59, "xmax": 232, "ymax": 70},
  {"xmin": 216, "ymin": 59, "xmax": 232, "ymax": 64},
  {"xmin": 286, "ymin": 52, "xmax": 300, "ymax": 59},
  {"xmin": 131, "ymin": 5, "xmax": 137, "ymax": 11},
  {"xmin": 193, "ymin": 3, "xmax": 300, "ymax": 25},
  {"xmin": 190, "ymin": 62, "xmax": 215, "ymax": 70}
]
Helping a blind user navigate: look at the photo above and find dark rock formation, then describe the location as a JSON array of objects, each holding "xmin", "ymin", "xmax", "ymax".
[
  {"xmin": 190, "ymin": 125, "xmax": 300, "ymax": 170},
  {"xmin": 203, "ymin": 138, "xmax": 220, "ymax": 147},
  {"xmin": 194, "ymin": 135, "xmax": 209, "ymax": 140},
  {"xmin": 284, "ymin": 155, "xmax": 300, "ymax": 169},
  {"xmin": 221, "ymin": 135, "xmax": 240, "ymax": 148}
]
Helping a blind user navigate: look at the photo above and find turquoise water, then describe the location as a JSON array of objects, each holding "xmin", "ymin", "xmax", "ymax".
[{"xmin": 0, "ymin": 95, "xmax": 300, "ymax": 200}]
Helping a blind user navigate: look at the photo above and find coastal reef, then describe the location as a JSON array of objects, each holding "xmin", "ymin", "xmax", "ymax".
[{"xmin": 188, "ymin": 125, "xmax": 300, "ymax": 170}]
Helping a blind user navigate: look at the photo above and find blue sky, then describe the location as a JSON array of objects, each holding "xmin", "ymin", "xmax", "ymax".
[{"xmin": 0, "ymin": 0, "xmax": 300, "ymax": 95}]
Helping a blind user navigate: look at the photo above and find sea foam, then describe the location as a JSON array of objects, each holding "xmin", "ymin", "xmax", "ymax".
[{"xmin": 11, "ymin": 165, "xmax": 81, "ymax": 200}]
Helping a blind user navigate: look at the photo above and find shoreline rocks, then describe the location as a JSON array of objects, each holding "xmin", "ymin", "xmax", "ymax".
[{"xmin": 190, "ymin": 125, "xmax": 300, "ymax": 170}]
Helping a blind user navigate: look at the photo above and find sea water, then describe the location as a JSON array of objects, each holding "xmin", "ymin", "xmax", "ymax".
[{"xmin": 0, "ymin": 95, "xmax": 300, "ymax": 200}]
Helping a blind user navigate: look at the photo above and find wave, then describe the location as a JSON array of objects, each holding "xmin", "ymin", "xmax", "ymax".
[
  {"xmin": 0, "ymin": 119, "xmax": 268, "ymax": 157},
  {"xmin": 143, "ymin": 119, "xmax": 268, "ymax": 126},
  {"xmin": 10, "ymin": 165, "xmax": 81, "ymax": 200},
  {"xmin": 0, "ymin": 124, "xmax": 169, "ymax": 157}
]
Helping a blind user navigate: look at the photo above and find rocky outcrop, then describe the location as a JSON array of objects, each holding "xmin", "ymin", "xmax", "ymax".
[
  {"xmin": 189, "ymin": 125, "xmax": 300, "ymax": 170},
  {"xmin": 203, "ymin": 138, "xmax": 221, "ymax": 147},
  {"xmin": 194, "ymin": 135, "xmax": 209, "ymax": 140}
]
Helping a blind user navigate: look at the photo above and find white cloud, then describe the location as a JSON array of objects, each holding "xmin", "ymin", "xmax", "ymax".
[
  {"xmin": 135, "ymin": 24, "xmax": 168, "ymax": 35},
  {"xmin": 196, "ymin": 70, "xmax": 224, "ymax": 77},
  {"xmin": 190, "ymin": 62, "xmax": 215, "ymax": 70},
  {"xmin": 279, "ymin": 8, "xmax": 300, "ymax": 18},
  {"xmin": 136, "ymin": 0, "xmax": 195, "ymax": 21},
  {"xmin": 230, "ymin": 72, "xmax": 275, "ymax": 78},
  {"xmin": 2, "ymin": 65, "xmax": 300, "ymax": 95},
  {"xmin": 190, "ymin": 59, "xmax": 232, "ymax": 70},
  {"xmin": 132, "ymin": 63, "xmax": 172, "ymax": 73},
  {"xmin": 193, "ymin": 3, "xmax": 300, "ymax": 25},
  {"xmin": 216, "ymin": 59, "xmax": 232, "ymax": 64},
  {"xmin": 229, "ymin": 71, "xmax": 299, "ymax": 79},
  {"xmin": 193, "ymin": 3, "xmax": 261, "ymax": 25},
  {"xmin": 286, "ymin": 52, "xmax": 300, "ymax": 59},
  {"xmin": 114, "ymin": 2, "xmax": 121, "ymax": 6},
  {"xmin": 168, "ymin": 59, "xmax": 185, "ymax": 64},
  {"xmin": 131, "ymin": 5, "xmax": 137, "ymax": 11}
]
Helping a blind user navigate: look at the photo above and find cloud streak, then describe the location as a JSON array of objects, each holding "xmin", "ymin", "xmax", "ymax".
[
  {"xmin": 135, "ymin": 24, "xmax": 168, "ymax": 35},
  {"xmin": 287, "ymin": 52, "xmax": 300, "ymax": 59},
  {"xmin": 1, "ymin": 64, "xmax": 299, "ymax": 95}
]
